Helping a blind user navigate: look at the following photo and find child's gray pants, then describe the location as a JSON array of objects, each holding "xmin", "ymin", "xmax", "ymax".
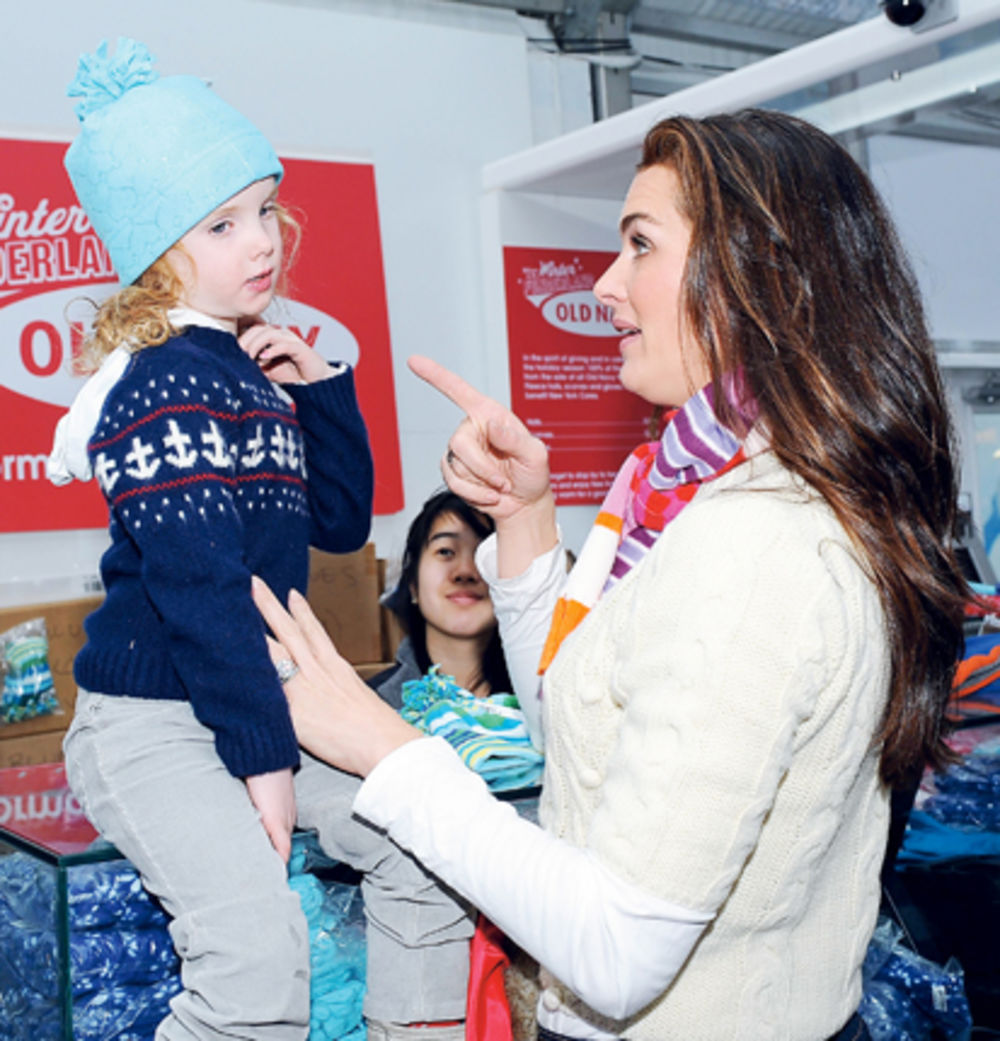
[{"xmin": 64, "ymin": 691, "xmax": 310, "ymax": 1041}]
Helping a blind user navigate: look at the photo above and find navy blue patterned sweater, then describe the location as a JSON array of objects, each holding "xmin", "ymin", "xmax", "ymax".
[{"xmin": 74, "ymin": 324, "xmax": 373, "ymax": 777}]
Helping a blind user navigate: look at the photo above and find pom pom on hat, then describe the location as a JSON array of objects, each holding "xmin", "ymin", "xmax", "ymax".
[
  {"xmin": 64, "ymin": 37, "xmax": 282, "ymax": 286},
  {"xmin": 67, "ymin": 37, "xmax": 158, "ymax": 120}
]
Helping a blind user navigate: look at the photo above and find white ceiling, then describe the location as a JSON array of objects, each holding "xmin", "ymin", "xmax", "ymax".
[{"xmin": 446, "ymin": 0, "xmax": 1000, "ymax": 148}]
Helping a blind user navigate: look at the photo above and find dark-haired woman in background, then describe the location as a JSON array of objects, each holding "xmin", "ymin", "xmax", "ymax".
[
  {"xmin": 295, "ymin": 489, "xmax": 519, "ymax": 1041},
  {"xmin": 372, "ymin": 489, "xmax": 513, "ymax": 718},
  {"xmin": 259, "ymin": 109, "xmax": 970, "ymax": 1041}
]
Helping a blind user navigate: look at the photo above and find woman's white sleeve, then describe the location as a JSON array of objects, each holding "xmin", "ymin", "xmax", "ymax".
[
  {"xmin": 475, "ymin": 533, "xmax": 568, "ymax": 749},
  {"xmin": 354, "ymin": 736, "xmax": 710, "ymax": 1021}
]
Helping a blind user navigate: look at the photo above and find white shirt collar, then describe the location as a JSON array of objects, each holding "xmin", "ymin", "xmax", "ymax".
[{"xmin": 167, "ymin": 306, "xmax": 233, "ymax": 334}]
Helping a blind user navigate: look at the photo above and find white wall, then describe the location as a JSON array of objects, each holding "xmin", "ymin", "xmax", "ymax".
[
  {"xmin": 868, "ymin": 133, "xmax": 1000, "ymax": 344},
  {"xmin": 0, "ymin": 0, "xmax": 594, "ymax": 605},
  {"xmin": 869, "ymin": 133, "xmax": 1000, "ymax": 536}
]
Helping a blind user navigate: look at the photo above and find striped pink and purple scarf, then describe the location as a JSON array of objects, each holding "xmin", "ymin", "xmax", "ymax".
[{"xmin": 538, "ymin": 381, "xmax": 750, "ymax": 673}]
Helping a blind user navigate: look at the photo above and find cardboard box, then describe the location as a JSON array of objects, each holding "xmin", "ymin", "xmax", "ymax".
[
  {"xmin": 355, "ymin": 661, "xmax": 395, "ymax": 682},
  {"xmin": 0, "ymin": 728, "xmax": 68, "ymax": 769},
  {"xmin": 308, "ymin": 544, "xmax": 383, "ymax": 665},
  {"xmin": 0, "ymin": 596, "xmax": 102, "ymax": 741},
  {"xmin": 376, "ymin": 557, "xmax": 405, "ymax": 664}
]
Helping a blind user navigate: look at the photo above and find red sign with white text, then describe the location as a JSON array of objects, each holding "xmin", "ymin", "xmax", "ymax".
[
  {"xmin": 504, "ymin": 246, "xmax": 651, "ymax": 506},
  {"xmin": 0, "ymin": 137, "xmax": 402, "ymax": 533},
  {"xmin": 0, "ymin": 762, "xmax": 98, "ymax": 855}
]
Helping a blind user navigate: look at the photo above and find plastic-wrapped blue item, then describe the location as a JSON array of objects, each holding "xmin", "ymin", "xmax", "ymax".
[
  {"xmin": 898, "ymin": 724, "xmax": 1000, "ymax": 863},
  {"xmin": 859, "ymin": 916, "xmax": 972, "ymax": 1041},
  {"xmin": 68, "ymin": 859, "xmax": 171, "ymax": 930},
  {"xmin": 0, "ymin": 617, "xmax": 59, "ymax": 725},
  {"xmin": 0, "ymin": 973, "xmax": 61, "ymax": 1041},
  {"xmin": 4, "ymin": 919, "xmax": 178, "ymax": 1000},
  {"xmin": 925, "ymin": 754, "xmax": 1000, "ymax": 830},
  {"xmin": 0, "ymin": 848, "xmax": 168, "ymax": 932},
  {"xmin": 289, "ymin": 864, "xmax": 367, "ymax": 1041},
  {"xmin": 0, "ymin": 841, "xmax": 57, "ymax": 929},
  {"xmin": 69, "ymin": 927, "xmax": 178, "ymax": 996},
  {"xmin": 72, "ymin": 976, "xmax": 183, "ymax": 1040},
  {"xmin": 897, "ymin": 809, "xmax": 1000, "ymax": 863}
]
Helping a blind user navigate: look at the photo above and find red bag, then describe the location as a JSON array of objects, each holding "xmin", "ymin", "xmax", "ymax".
[{"xmin": 465, "ymin": 915, "xmax": 513, "ymax": 1041}]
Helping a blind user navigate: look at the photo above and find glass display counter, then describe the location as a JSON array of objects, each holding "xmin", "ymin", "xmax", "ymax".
[
  {"xmin": 0, "ymin": 762, "xmax": 541, "ymax": 1041},
  {"xmin": 0, "ymin": 763, "xmax": 181, "ymax": 1041}
]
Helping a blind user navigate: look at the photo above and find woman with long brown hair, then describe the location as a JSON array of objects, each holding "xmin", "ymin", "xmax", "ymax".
[{"xmin": 254, "ymin": 109, "xmax": 968, "ymax": 1041}]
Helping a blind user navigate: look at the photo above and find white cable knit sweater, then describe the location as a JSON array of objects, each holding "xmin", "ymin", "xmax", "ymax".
[
  {"xmin": 356, "ymin": 451, "xmax": 892, "ymax": 1040},
  {"xmin": 540, "ymin": 450, "xmax": 891, "ymax": 1039}
]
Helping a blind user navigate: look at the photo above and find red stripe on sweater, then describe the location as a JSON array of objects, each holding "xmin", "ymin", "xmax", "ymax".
[
  {"xmin": 92, "ymin": 404, "xmax": 293, "ymax": 449},
  {"xmin": 111, "ymin": 470, "xmax": 305, "ymax": 505}
]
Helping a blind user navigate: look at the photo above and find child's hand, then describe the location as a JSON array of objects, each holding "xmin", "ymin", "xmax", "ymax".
[
  {"xmin": 245, "ymin": 767, "xmax": 297, "ymax": 862},
  {"xmin": 238, "ymin": 323, "xmax": 332, "ymax": 384}
]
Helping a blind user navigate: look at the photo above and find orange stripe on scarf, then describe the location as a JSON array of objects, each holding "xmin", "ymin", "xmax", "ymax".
[{"xmin": 538, "ymin": 598, "xmax": 590, "ymax": 674}]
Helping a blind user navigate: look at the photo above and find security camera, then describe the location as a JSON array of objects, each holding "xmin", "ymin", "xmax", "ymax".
[
  {"xmin": 881, "ymin": 0, "xmax": 957, "ymax": 31},
  {"xmin": 882, "ymin": 0, "xmax": 925, "ymax": 26}
]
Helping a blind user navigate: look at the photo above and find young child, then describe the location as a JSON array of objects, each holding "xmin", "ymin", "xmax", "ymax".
[{"xmin": 48, "ymin": 38, "xmax": 373, "ymax": 1040}]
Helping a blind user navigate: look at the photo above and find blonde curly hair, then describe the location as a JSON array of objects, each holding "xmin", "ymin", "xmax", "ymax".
[{"xmin": 76, "ymin": 201, "xmax": 301, "ymax": 373}]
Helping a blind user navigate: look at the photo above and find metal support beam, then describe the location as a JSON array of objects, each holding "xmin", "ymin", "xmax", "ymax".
[
  {"xmin": 436, "ymin": 0, "xmax": 638, "ymax": 50},
  {"xmin": 434, "ymin": 0, "xmax": 634, "ymax": 16},
  {"xmin": 590, "ymin": 11, "xmax": 636, "ymax": 118},
  {"xmin": 537, "ymin": 0, "xmax": 636, "ymax": 51},
  {"xmin": 435, "ymin": 0, "xmax": 563, "ymax": 13},
  {"xmin": 629, "ymin": 7, "xmax": 833, "ymax": 54},
  {"xmin": 552, "ymin": 0, "xmax": 604, "ymax": 46}
]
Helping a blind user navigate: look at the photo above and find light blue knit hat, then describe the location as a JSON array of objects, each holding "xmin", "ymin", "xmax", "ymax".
[{"xmin": 64, "ymin": 38, "xmax": 283, "ymax": 285}]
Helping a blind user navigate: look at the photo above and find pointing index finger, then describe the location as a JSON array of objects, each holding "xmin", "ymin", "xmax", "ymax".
[{"xmin": 408, "ymin": 355, "xmax": 491, "ymax": 417}]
